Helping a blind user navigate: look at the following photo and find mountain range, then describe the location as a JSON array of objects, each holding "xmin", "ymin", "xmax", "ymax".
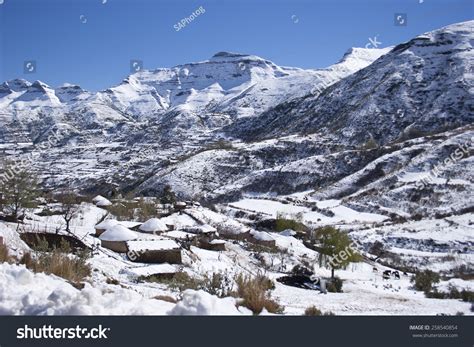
[{"xmin": 0, "ymin": 20, "xmax": 472, "ymax": 223}]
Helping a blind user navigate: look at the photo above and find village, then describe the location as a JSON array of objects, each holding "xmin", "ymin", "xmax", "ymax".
[{"xmin": 1, "ymin": 182, "xmax": 472, "ymax": 315}]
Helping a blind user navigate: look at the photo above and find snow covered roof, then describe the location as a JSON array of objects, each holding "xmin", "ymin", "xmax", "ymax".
[
  {"xmin": 119, "ymin": 221, "xmax": 142, "ymax": 229},
  {"xmin": 279, "ymin": 229, "xmax": 297, "ymax": 237},
  {"xmin": 250, "ymin": 230, "xmax": 274, "ymax": 241},
  {"xmin": 92, "ymin": 195, "xmax": 107, "ymax": 203},
  {"xmin": 162, "ymin": 230, "xmax": 196, "ymax": 240},
  {"xmin": 210, "ymin": 239, "xmax": 226, "ymax": 245},
  {"xmin": 95, "ymin": 219, "xmax": 119, "ymax": 230},
  {"xmin": 139, "ymin": 218, "xmax": 168, "ymax": 233},
  {"xmin": 94, "ymin": 195, "xmax": 112, "ymax": 207},
  {"xmin": 99, "ymin": 225, "xmax": 137, "ymax": 242},
  {"xmin": 184, "ymin": 224, "xmax": 217, "ymax": 234},
  {"xmin": 127, "ymin": 240, "xmax": 180, "ymax": 252}
]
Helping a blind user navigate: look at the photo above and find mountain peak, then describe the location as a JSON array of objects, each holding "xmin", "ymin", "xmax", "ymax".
[{"xmin": 211, "ymin": 51, "xmax": 250, "ymax": 59}]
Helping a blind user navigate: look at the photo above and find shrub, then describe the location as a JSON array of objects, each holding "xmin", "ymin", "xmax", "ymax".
[
  {"xmin": 452, "ymin": 265, "xmax": 474, "ymax": 281},
  {"xmin": 234, "ymin": 274, "xmax": 283, "ymax": 314},
  {"xmin": 411, "ymin": 270, "xmax": 440, "ymax": 293},
  {"xmin": 106, "ymin": 277, "xmax": 120, "ymax": 285},
  {"xmin": 22, "ymin": 249, "xmax": 91, "ymax": 284},
  {"xmin": 135, "ymin": 198, "xmax": 158, "ymax": 221},
  {"xmin": 326, "ymin": 277, "xmax": 343, "ymax": 293},
  {"xmin": 275, "ymin": 212, "xmax": 308, "ymax": 232},
  {"xmin": 201, "ymin": 271, "xmax": 234, "ymax": 298},
  {"xmin": 304, "ymin": 305, "xmax": 322, "ymax": 316},
  {"xmin": 304, "ymin": 305, "xmax": 335, "ymax": 316},
  {"xmin": 106, "ymin": 201, "xmax": 136, "ymax": 220},
  {"xmin": 143, "ymin": 272, "xmax": 203, "ymax": 291},
  {"xmin": 142, "ymin": 271, "xmax": 233, "ymax": 297},
  {"xmin": 0, "ymin": 243, "xmax": 12, "ymax": 263}
]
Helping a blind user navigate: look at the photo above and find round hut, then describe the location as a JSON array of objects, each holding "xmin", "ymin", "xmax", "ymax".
[
  {"xmin": 139, "ymin": 218, "xmax": 168, "ymax": 234},
  {"xmin": 93, "ymin": 195, "xmax": 112, "ymax": 207},
  {"xmin": 99, "ymin": 225, "xmax": 137, "ymax": 253},
  {"xmin": 94, "ymin": 219, "xmax": 119, "ymax": 236}
]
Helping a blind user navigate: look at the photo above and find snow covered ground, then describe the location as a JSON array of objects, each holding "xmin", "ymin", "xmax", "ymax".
[{"xmin": 0, "ymin": 200, "xmax": 472, "ymax": 316}]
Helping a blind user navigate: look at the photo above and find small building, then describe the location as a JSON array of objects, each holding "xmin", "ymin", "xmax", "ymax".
[
  {"xmin": 126, "ymin": 240, "xmax": 182, "ymax": 264},
  {"xmin": 93, "ymin": 195, "xmax": 112, "ymax": 207},
  {"xmin": 247, "ymin": 230, "xmax": 276, "ymax": 248},
  {"xmin": 99, "ymin": 225, "xmax": 138, "ymax": 253},
  {"xmin": 119, "ymin": 221, "xmax": 143, "ymax": 231},
  {"xmin": 198, "ymin": 239, "xmax": 226, "ymax": 252},
  {"xmin": 139, "ymin": 218, "xmax": 168, "ymax": 234},
  {"xmin": 94, "ymin": 219, "xmax": 119, "ymax": 236},
  {"xmin": 174, "ymin": 201, "xmax": 187, "ymax": 210},
  {"xmin": 182, "ymin": 224, "xmax": 217, "ymax": 236},
  {"xmin": 161, "ymin": 230, "xmax": 196, "ymax": 241}
]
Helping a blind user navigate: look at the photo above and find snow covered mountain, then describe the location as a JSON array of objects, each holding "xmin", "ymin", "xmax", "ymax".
[
  {"xmin": 0, "ymin": 21, "xmax": 471, "ymax": 209},
  {"xmin": 0, "ymin": 20, "xmax": 472, "ymax": 317},
  {"xmin": 225, "ymin": 21, "xmax": 474, "ymax": 145}
]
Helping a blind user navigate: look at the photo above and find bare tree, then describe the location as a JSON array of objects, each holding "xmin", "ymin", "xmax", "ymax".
[{"xmin": 56, "ymin": 192, "xmax": 81, "ymax": 234}]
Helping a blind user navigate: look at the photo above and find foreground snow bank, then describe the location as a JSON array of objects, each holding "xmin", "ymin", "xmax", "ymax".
[
  {"xmin": 169, "ymin": 290, "xmax": 250, "ymax": 315},
  {"xmin": 0, "ymin": 263, "xmax": 173, "ymax": 315},
  {"xmin": 0, "ymin": 264, "xmax": 251, "ymax": 316}
]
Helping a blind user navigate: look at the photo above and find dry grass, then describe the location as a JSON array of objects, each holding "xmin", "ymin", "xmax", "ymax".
[
  {"xmin": 20, "ymin": 250, "xmax": 91, "ymax": 284},
  {"xmin": 0, "ymin": 243, "xmax": 14, "ymax": 263},
  {"xmin": 304, "ymin": 305, "xmax": 323, "ymax": 316},
  {"xmin": 304, "ymin": 305, "xmax": 335, "ymax": 316},
  {"xmin": 234, "ymin": 274, "xmax": 284, "ymax": 315}
]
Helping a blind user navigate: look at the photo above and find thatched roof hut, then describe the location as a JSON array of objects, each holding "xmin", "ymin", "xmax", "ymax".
[
  {"xmin": 94, "ymin": 219, "xmax": 119, "ymax": 236},
  {"xmin": 247, "ymin": 230, "xmax": 276, "ymax": 248},
  {"xmin": 139, "ymin": 218, "xmax": 168, "ymax": 234},
  {"xmin": 99, "ymin": 225, "xmax": 138, "ymax": 253},
  {"xmin": 93, "ymin": 195, "xmax": 112, "ymax": 207}
]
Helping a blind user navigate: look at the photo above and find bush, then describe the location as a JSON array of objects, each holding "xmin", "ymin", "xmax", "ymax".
[
  {"xmin": 326, "ymin": 277, "xmax": 343, "ymax": 293},
  {"xmin": 143, "ymin": 272, "xmax": 203, "ymax": 291},
  {"xmin": 304, "ymin": 305, "xmax": 335, "ymax": 316},
  {"xmin": 142, "ymin": 271, "xmax": 233, "ymax": 297},
  {"xmin": 411, "ymin": 270, "xmax": 440, "ymax": 293},
  {"xmin": 0, "ymin": 243, "xmax": 12, "ymax": 263},
  {"xmin": 21, "ymin": 248, "xmax": 91, "ymax": 284},
  {"xmin": 106, "ymin": 201, "xmax": 136, "ymax": 221},
  {"xmin": 452, "ymin": 265, "xmax": 474, "ymax": 280},
  {"xmin": 426, "ymin": 286, "xmax": 474, "ymax": 302},
  {"xmin": 202, "ymin": 271, "xmax": 234, "ymax": 298},
  {"xmin": 135, "ymin": 198, "xmax": 158, "ymax": 221},
  {"xmin": 304, "ymin": 306, "xmax": 322, "ymax": 316},
  {"xmin": 234, "ymin": 274, "xmax": 283, "ymax": 314},
  {"xmin": 275, "ymin": 212, "xmax": 308, "ymax": 232}
]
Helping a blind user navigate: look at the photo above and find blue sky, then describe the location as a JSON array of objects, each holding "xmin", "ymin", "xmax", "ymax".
[{"xmin": 0, "ymin": 0, "xmax": 472, "ymax": 91}]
